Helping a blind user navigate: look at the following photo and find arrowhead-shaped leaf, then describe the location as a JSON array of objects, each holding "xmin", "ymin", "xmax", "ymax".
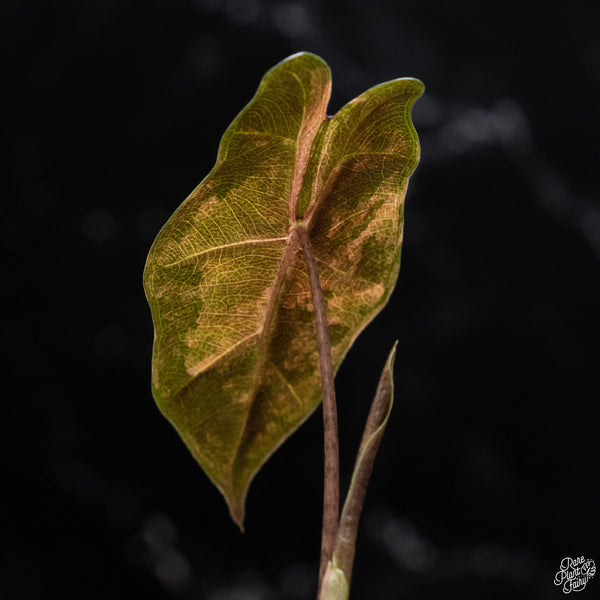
[{"xmin": 143, "ymin": 52, "xmax": 422, "ymax": 528}]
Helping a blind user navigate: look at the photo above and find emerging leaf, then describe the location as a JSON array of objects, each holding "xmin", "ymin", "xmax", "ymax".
[
  {"xmin": 331, "ymin": 342, "xmax": 397, "ymax": 587},
  {"xmin": 143, "ymin": 52, "xmax": 422, "ymax": 528}
]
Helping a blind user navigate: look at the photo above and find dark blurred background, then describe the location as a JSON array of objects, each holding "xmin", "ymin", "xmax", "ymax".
[{"xmin": 3, "ymin": 0, "xmax": 599, "ymax": 598}]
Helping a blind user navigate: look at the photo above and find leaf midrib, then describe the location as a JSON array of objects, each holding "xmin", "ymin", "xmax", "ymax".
[
  {"xmin": 227, "ymin": 70, "xmax": 326, "ymax": 488},
  {"xmin": 231, "ymin": 226, "xmax": 301, "ymax": 440}
]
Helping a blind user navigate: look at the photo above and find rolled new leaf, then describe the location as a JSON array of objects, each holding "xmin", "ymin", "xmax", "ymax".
[{"xmin": 330, "ymin": 342, "xmax": 398, "ymax": 586}]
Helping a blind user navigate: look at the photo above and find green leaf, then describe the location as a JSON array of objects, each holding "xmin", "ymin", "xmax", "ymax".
[{"xmin": 143, "ymin": 52, "xmax": 422, "ymax": 528}]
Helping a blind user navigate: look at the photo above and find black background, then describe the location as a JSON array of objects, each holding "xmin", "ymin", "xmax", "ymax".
[{"xmin": 3, "ymin": 1, "xmax": 599, "ymax": 598}]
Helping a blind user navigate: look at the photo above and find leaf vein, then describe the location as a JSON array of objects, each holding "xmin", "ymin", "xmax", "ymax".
[{"xmin": 161, "ymin": 236, "xmax": 289, "ymax": 267}]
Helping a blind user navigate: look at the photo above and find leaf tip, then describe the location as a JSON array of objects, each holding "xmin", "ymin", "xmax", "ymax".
[
  {"xmin": 227, "ymin": 497, "xmax": 246, "ymax": 533},
  {"xmin": 389, "ymin": 339, "xmax": 399, "ymax": 365}
]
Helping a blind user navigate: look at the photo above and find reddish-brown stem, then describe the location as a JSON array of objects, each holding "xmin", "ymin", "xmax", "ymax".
[{"xmin": 297, "ymin": 225, "xmax": 339, "ymax": 593}]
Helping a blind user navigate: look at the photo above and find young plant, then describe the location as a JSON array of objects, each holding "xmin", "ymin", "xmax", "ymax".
[{"xmin": 143, "ymin": 52, "xmax": 422, "ymax": 599}]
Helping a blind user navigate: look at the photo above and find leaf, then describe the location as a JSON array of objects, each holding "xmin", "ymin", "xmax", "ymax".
[
  {"xmin": 331, "ymin": 341, "xmax": 397, "ymax": 586},
  {"xmin": 143, "ymin": 52, "xmax": 422, "ymax": 528}
]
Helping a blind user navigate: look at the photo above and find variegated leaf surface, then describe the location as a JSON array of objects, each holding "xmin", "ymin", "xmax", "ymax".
[{"xmin": 143, "ymin": 52, "xmax": 422, "ymax": 527}]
